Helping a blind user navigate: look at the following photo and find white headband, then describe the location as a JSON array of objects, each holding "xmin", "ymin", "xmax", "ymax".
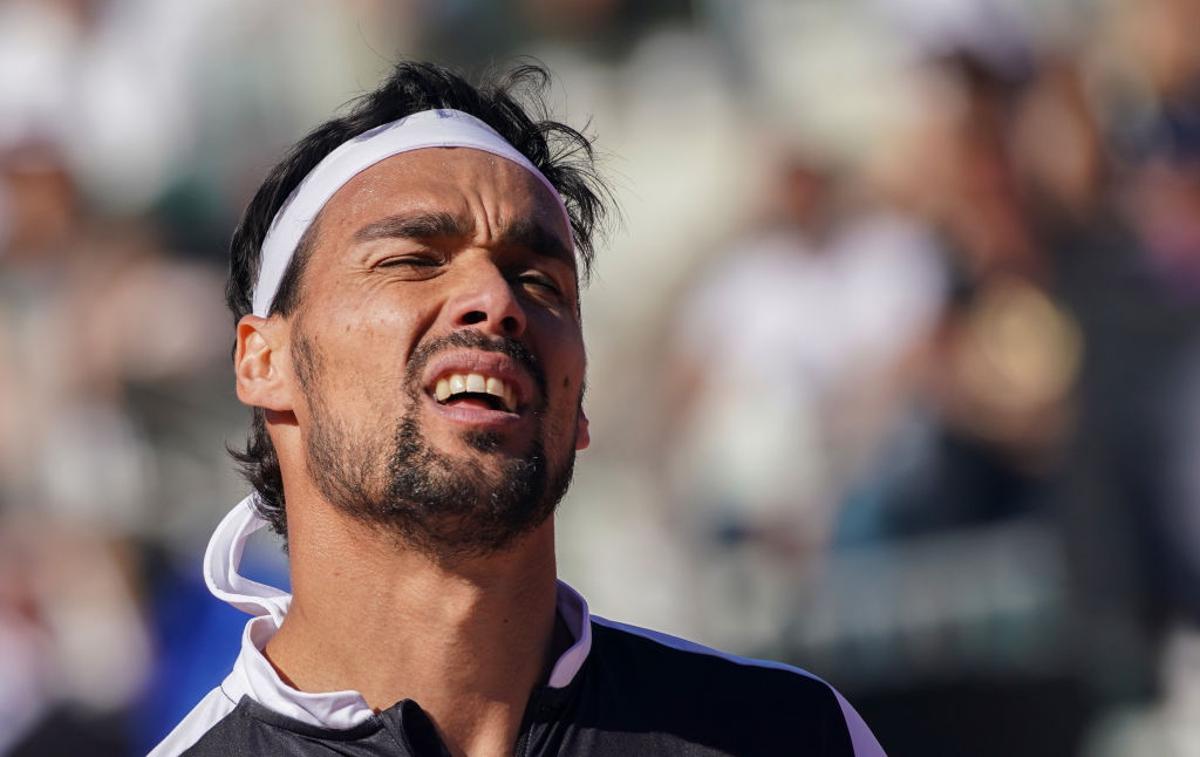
[{"xmin": 252, "ymin": 108, "xmax": 572, "ymax": 317}]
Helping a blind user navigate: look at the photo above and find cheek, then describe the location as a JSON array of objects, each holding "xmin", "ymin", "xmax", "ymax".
[
  {"xmin": 306, "ymin": 302, "xmax": 427, "ymax": 400},
  {"xmin": 548, "ymin": 342, "xmax": 587, "ymax": 409},
  {"xmin": 535, "ymin": 315, "xmax": 584, "ymax": 381}
]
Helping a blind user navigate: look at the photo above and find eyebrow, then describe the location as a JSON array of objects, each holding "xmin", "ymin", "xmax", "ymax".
[
  {"xmin": 353, "ymin": 211, "xmax": 574, "ymax": 266},
  {"xmin": 354, "ymin": 211, "xmax": 471, "ymax": 243},
  {"xmin": 495, "ymin": 217, "xmax": 574, "ymax": 267}
]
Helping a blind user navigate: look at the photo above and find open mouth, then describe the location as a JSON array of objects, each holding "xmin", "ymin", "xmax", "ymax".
[{"xmin": 433, "ymin": 372, "xmax": 519, "ymax": 413}]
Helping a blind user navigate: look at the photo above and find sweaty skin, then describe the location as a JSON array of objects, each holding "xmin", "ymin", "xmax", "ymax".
[{"xmin": 231, "ymin": 147, "xmax": 590, "ymax": 757}]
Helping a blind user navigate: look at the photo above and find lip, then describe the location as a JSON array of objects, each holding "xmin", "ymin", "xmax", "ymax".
[
  {"xmin": 421, "ymin": 349, "xmax": 538, "ymax": 415},
  {"xmin": 425, "ymin": 393, "xmax": 524, "ymax": 429}
]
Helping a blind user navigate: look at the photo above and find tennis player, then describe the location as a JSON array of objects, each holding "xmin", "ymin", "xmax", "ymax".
[{"xmin": 151, "ymin": 61, "xmax": 885, "ymax": 756}]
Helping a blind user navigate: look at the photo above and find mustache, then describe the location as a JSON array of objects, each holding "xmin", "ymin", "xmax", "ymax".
[{"xmin": 406, "ymin": 329, "xmax": 548, "ymax": 399}]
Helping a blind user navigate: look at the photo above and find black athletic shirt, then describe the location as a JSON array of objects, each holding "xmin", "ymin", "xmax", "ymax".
[{"xmin": 150, "ymin": 501, "xmax": 884, "ymax": 756}]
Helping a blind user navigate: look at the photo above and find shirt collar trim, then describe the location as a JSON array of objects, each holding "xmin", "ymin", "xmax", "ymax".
[{"xmin": 208, "ymin": 497, "xmax": 593, "ymax": 728}]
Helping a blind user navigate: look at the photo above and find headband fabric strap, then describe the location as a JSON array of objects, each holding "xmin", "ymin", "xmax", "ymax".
[{"xmin": 252, "ymin": 108, "xmax": 571, "ymax": 317}]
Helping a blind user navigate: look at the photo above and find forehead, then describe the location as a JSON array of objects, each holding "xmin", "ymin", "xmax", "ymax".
[{"xmin": 317, "ymin": 147, "xmax": 571, "ymax": 245}]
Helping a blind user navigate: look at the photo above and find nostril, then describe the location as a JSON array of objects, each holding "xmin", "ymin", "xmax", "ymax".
[{"xmin": 456, "ymin": 309, "xmax": 523, "ymax": 334}]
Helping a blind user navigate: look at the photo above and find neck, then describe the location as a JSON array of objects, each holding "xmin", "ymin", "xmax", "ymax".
[{"xmin": 265, "ymin": 502, "xmax": 561, "ymax": 756}]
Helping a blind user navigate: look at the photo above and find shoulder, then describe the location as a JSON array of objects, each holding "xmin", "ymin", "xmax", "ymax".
[
  {"xmin": 581, "ymin": 617, "xmax": 885, "ymax": 757},
  {"xmin": 588, "ymin": 617, "xmax": 833, "ymax": 701},
  {"xmin": 149, "ymin": 688, "xmax": 364, "ymax": 756},
  {"xmin": 147, "ymin": 686, "xmax": 239, "ymax": 757}
]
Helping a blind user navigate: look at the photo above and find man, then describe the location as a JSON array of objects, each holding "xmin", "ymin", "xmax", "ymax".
[{"xmin": 152, "ymin": 61, "xmax": 885, "ymax": 756}]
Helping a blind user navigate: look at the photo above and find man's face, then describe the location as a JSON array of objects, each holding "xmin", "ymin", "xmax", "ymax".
[{"xmin": 281, "ymin": 147, "xmax": 588, "ymax": 560}]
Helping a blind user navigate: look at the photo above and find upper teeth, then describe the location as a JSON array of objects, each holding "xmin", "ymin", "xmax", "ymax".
[{"xmin": 434, "ymin": 373, "xmax": 517, "ymax": 411}]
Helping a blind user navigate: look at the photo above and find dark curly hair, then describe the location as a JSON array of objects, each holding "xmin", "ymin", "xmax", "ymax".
[{"xmin": 226, "ymin": 61, "xmax": 611, "ymax": 541}]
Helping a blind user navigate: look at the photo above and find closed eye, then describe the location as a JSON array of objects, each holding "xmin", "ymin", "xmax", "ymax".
[
  {"xmin": 376, "ymin": 254, "xmax": 442, "ymax": 269},
  {"xmin": 518, "ymin": 272, "xmax": 562, "ymax": 295}
]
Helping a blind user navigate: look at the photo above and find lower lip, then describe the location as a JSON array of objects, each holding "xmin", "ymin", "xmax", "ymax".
[{"xmin": 425, "ymin": 394, "xmax": 523, "ymax": 429}]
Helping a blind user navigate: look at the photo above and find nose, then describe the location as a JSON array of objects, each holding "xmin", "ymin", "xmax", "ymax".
[{"xmin": 446, "ymin": 260, "xmax": 527, "ymax": 338}]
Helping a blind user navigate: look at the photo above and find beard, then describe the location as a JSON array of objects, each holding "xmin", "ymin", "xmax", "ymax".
[{"xmin": 294, "ymin": 329, "xmax": 578, "ymax": 562}]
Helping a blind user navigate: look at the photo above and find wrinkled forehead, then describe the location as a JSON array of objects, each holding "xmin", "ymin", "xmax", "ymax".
[{"xmin": 323, "ymin": 147, "xmax": 572, "ymax": 242}]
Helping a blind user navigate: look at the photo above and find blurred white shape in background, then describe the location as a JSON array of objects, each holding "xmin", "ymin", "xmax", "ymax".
[{"xmin": 0, "ymin": 0, "xmax": 389, "ymax": 214}]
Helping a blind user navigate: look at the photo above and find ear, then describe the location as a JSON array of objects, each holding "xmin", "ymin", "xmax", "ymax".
[
  {"xmin": 235, "ymin": 315, "xmax": 294, "ymax": 412},
  {"xmin": 575, "ymin": 406, "xmax": 590, "ymax": 451}
]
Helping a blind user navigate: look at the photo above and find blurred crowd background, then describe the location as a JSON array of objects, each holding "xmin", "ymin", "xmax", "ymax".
[{"xmin": 1, "ymin": 0, "xmax": 1199, "ymax": 754}]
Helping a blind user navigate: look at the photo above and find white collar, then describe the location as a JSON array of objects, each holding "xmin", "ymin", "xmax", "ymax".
[{"xmin": 206, "ymin": 496, "xmax": 593, "ymax": 729}]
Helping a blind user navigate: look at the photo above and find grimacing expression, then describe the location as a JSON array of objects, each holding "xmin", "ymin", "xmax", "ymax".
[{"xmin": 281, "ymin": 147, "xmax": 589, "ymax": 558}]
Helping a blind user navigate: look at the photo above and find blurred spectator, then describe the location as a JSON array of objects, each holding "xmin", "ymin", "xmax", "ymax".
[
  {"xmin": 0, "ymin": 137, "xmax": 238, "ymax": 754},
  {"xmin": 661, "ymin": 155, "xmax": 945, "ymax": 650},
  {"xmin": 855, "ymin": 52, "xmax": 1085, "ymax": 539}
]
